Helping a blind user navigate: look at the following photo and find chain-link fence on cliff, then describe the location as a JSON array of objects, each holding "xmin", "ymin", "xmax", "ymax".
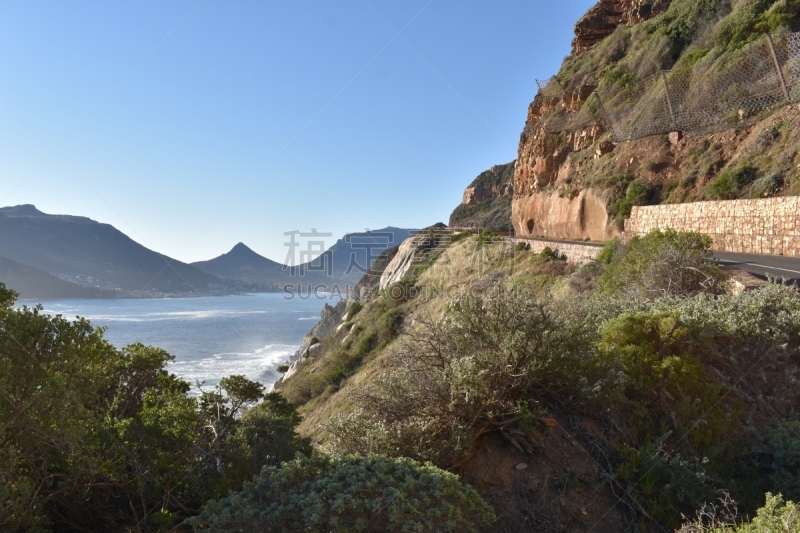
[{"xmin": 528, "ymin": 31, "xmax": 800, "ymax": 142}]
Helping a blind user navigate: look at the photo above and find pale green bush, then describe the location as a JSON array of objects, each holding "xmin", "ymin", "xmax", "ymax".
[
  {"xmin": 327, "ymin": 286, "xmax": 604, "ymax": 465},
  {"xmin": 190, "ymin": 454, "xmax": 494, "ymax": 532}
]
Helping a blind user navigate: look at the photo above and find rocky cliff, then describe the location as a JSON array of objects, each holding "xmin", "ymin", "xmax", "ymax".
[
  {"xmin": 512, "ymin": 0, "xmax": 800, "ymax": 241},
  {"xmin": 449, "ymin": 162, "xmax": 514, "ymax": 230},
  {"xmin": 572, "ymin": 0, "xmax": 672, "ymax": 54}
]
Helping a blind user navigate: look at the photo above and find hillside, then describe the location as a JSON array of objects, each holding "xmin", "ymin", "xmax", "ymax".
[
  {"xmin": 509, "ymin": 0, "xmax": 800, "ymax": 241},
  {"xmin": 272, "ymin": 2, "xmax": 800, "ymax": 530},
  {"xmin": 0, "ymin": 205, "xmax": 225, "ymax": 295},
  {"xmin": 449, "ymin": 162, "xmax": 515, "ymax": 231},
  {"xmin": 0, "ymin": 255, "xmax": 117, "ymax": 300}
]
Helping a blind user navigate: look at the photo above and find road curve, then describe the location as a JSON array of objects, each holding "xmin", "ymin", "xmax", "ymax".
[
  {"xmin": 510, "ymin": 235, "xmax": 800, "ymax": 284},
  {"xmin": 712, "ymin": 251, "xmax": 800, "ymax": 284}
]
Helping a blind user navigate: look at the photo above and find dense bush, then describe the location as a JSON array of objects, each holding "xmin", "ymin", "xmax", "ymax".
[
  {"xmin": 327, "ymin": 259, "xmax": 800, "ymax": 528},
  {"xmin": 706, "ymin": 165, "xmax": 759, "ymax": 200},
  {"xmin": 714, "ymin": 0, "xmax": 800, "ymax": 52},
  {"xmin": 600, "ymin": 285, "xmax": 800, "ymax": 524},
  {"xmin": 611, "ymin": 180, "xmax": 654, "ymax": 225},
  {"xmin": 0, "ymin": 284, "xmax": 309, "ymax": 531},
  {"xmin": 190, "ymin": 454, "xmax": 495, "ymax": 532},
  {"xmin": 679, "ymin": 493, "xmax": 800, "ymax": 532},
  {"xmin": 327, "ymin": 286, "xmax": 603, "ymax": 465},
  {"xmin": 600, "ymin": 229, "xmax": 729, "ymax": 298}
]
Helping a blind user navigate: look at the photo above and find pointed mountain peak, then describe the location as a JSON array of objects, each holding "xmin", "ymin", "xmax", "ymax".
[
  {"xmin": 230, "ymin": 242, "xmax": 254, "ymax": 254},
  {"xmin": 223, "ymin": 242, "xmax": 273, "ymax": 263}
]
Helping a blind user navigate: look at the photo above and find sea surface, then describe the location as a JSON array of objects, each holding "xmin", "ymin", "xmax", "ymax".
[{"xmin": 21, "ymin": 293, "xmax": 336, "ymax": 391}]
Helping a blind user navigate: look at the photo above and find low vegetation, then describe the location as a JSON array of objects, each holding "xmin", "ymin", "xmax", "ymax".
[
  {"xmin": 6, "ymin": 220, "xmax": 800, "ymax": 530},
  {"xmin": 190, "ymin": 454, "xmax": 495, "ymax": 532},
  {"xmin": 296, "ymin": 229, "xmax": 800, "ymax": 530}
]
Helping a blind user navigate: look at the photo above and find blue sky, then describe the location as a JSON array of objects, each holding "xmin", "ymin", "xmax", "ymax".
[{"xmin": 0, "ymin": 0, "xmax": 596, "ymax": 263}]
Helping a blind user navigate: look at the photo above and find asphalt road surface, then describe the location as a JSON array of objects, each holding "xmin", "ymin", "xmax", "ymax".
[
  {"xmin": 512, "ymin": 236, "xmax": 800, "ymax": 284},
  {"xmin": 712, "ymin": 251, "xmax": 800, "ymax": 284}
]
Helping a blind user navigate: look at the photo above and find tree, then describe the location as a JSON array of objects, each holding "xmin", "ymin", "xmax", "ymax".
[{"xmin": 0, "ymin": 284, "xmax": 310, "ymax": 531}]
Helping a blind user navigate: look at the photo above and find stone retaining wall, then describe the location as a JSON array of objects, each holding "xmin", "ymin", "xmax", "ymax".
[
  {"xmin": 512, "ymin": 238, "xmax": 602, "ymax": 265},
  {"xmin": 625, "ymin": 197, "xmax": 800, "ymax": 256}
]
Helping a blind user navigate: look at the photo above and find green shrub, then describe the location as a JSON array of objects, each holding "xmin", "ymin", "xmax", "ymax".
[
  {"xmin": 678, "ymin": 493, "xmax": 800, "ymax": 532},
  {"xmin": 327, "ymin": 287, "xmax": 603, "ymax": 465},
  {"xmin": 736, "ymin": 493, "xmax": 800, "ymax": 532},
  {"xmin": 600, "ymin": 229, "xmax": 729, "ymax": 298},
  {"xmin": 763, "ymin": 420, "xmax": 800, "ymax": 501},
  {"xmin": 515, "ymin": 241, "xmax": 529, "ymax": 252},
  {"xmin": 276, "ymin": 364, "xmax": 290, "ymax": 373},
  {"xmin": 476, "ymin": 230, "xmax": 497, "ymax": 245},
  {"xmin": 345, "ymin": 301, "xmax": 363, "ymax": 321},
  {"xmin": 612, "ymin": 180, "xmax": 653, "ymax": 224},
  {"xmin": 190, "ymin": 454, "xmax": 495, "ymax": 533},
  {"xmin": 706, "ymin": 165, "xmax": 758, "ymax": 200},
  {"xmin": 0, "ymin": 284, "xmax": 310, "ymax": 531},
  {"xmin": 644, "ymin": 0, "xmax": 721, "ymax": 50},
  {"xmin": 536, "ymin": 246, "xmax": 561, "ymax": 263},
  {"xmin": 309, "ymin": 336, "xmax": 320, "ymax": 345},
  {"xmin": 714, "ymin": 0, "xmax": 800, "ymax": 52}
]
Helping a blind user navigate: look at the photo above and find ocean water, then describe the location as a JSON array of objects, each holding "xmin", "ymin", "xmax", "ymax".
[{"xmin": 21, "ymin": 293, "xmax": 336, "ymax": 391}]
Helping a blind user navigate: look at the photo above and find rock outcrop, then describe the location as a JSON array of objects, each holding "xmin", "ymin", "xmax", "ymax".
[
  {"xmin": 450, "ymin": 162, "xmax": 515, "ymax": 230},
  {"xmin": 572, "ymin": 0, "xmax": 672, "ymax": 54},
  {"xmin": 460, "ymin": 165, "xmax": 514, "ymax": 206},
  {"xmin": 513, "ymin": 0, "xmax": 675, "ymax": 240},
  {"xmin": 512, "ymin": 83, "xmax": 619, "ymax": 240},
  {"xmin": 512, "ymin": 188, "xmax": 616, "ymax": 241},
  {"xmin": 379, "ymin": 224, "xmax": 450, "ymax": 290},
  {"xmin": 348, "ymin": 245, "xmax": 400, "ymax": 302},
  {"xmin": 273, "ymin": 299, "xmax": 346, "ymax": 389}
]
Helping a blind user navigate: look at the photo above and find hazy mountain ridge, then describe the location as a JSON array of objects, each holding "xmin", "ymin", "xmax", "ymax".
[
  {"xmin": 0, "ymin": 205, "xmax": 416, "ymax": 299},
  {"xmin": 0, "ymin": 205, "xmax": 226, "ymax": 298},
  {"xmin": 191, "ymin": 228, "xmax": 416, "ymax": 289}
]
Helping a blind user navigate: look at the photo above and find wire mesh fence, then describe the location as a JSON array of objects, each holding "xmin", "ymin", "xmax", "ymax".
[{"xmin": 528, "ymin": 31, "xmax": 800, "ymax": 143}]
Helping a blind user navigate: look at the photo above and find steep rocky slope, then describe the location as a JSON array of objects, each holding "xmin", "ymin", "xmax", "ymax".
[
  {"xmin": 513, "ymin": 0, "xmax": 800, "ymax": 240},
  {"xmin": 449, "ymin": 162, "xmax": 515, "ymax": 230}
]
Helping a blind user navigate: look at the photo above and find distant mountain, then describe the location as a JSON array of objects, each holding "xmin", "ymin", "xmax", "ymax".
[
  {"xmin": 191, "ymin": 243, "xmax": 301, "ymax": 290},
  {"xmin": 0, "ymin": 205, "xmax": 225, "ymax": 295},
  {"xmin": 322, "ymin": 227, "xmax": 416, "ymax": 283},
  {"xmin": 191, "ymin": 227, "xmax": 416, "ymax": 288},
  {"xmin": 0, "ymin": 255, "xmax": 117, "ymax": 300}
]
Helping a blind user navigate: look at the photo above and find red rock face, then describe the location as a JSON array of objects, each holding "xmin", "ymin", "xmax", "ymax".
[
  {"xmin": 514, "ymin": 87, "xmax": 601, "ymax": 195},
  {"xmin": 461, "ymin": 181, "xmax": 513, "ymax": 206},
  {"xmin": 572, "ymin": 0, "xmax": 672, "ymax": 54},
  {"xmin": 511, "ymin": 0, "xmax": 673, "ymax": 240}
]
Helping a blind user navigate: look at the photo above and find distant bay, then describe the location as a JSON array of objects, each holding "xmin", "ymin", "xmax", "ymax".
[{"xmin": 21, "ymin": 293, "xmax": 336, "ymax": 391}]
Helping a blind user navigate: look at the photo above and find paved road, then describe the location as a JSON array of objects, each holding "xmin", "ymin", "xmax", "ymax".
[
  {"xmin": 712, "ymin": 251, "xmax": 800, "ymax": 284},
  {"xmin": 512, "ymin": 235, "xmax": 800, "ymax": 284}
]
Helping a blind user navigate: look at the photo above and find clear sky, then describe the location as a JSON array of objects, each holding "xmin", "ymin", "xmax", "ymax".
[{"xmin": 0, "ymin": 0, "xmax": 596, "ymax": 263}]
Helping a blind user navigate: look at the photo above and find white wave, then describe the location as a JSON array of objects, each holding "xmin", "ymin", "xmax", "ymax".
[
  {"xmin": 73, "ymin": 309, "xmax": 274, "ymax": 323},
  {"xmin": 170, "ymin": 343, "xmax": 297, "ymax": 392}
]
